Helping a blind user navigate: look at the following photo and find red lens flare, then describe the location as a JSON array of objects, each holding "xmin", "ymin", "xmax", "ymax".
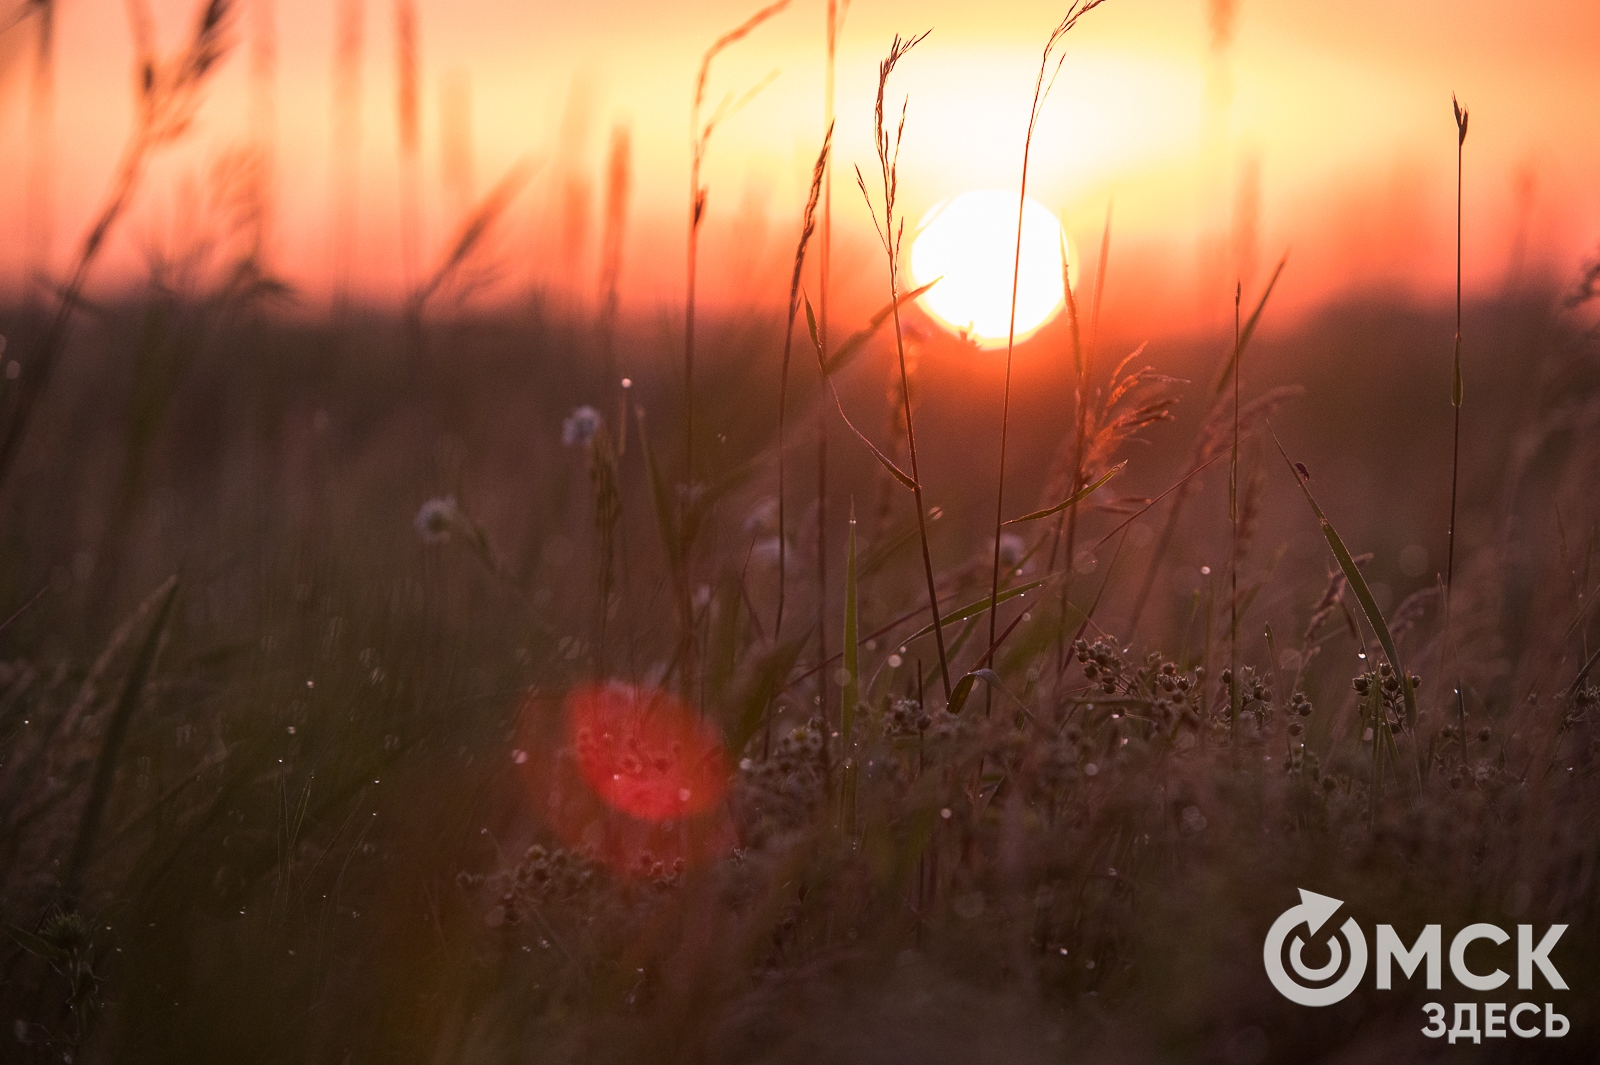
[{"xmin": 564, "ymin": 682, "xmax": 729, "ymax": 822}]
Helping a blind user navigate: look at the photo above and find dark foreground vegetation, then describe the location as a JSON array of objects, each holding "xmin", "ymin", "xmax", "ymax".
[{"xmin": 2, "ymin": 269, "xmax": 1600, "ymax": 1062}]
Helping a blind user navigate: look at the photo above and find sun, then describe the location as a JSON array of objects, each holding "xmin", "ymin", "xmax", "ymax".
[{"xmin": 908, "ymin": 190, "xmax": 1073, "ymax": 348}]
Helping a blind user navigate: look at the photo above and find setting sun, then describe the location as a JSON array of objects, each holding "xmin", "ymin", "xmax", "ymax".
[{"xmin": 908, "ymin": 190, "xmax": 1073, "ymax": 348}]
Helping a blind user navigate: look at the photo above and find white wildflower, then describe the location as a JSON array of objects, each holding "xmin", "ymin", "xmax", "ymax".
[
  {"xmin": 414, "ymin": 496, "xmax": 463, "ymax": 544},
  {"xmin": 562, "ymin": 405, "xmax": 603, "ymax": 447}
]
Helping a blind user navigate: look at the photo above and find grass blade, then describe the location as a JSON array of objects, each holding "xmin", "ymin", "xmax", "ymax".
[
  {"xmin": 842, "ymin": 503, "xmax": 859, "ymax": 743},
  {"xmin": 634, "ymin": 407, "xmax": 680, "ymax": 560},
  {"xmin": 1003, "ymin": 462, "xmax": 1124, "ymax": 525},
  {"xmin": 903, "ymin": 574, "xmax": 1055, "ymax": 645},
  {"xmin": 730, "ymin": 635, "xmax": 808, "ymax": 758},
  {"xmin": 1269, "ymin": 424, "xmax": 1417, "ymax": 725},
  {"xmin": 62, "ymin": 575, "xmax": 180, "ymax": 904},
  {"xmin": 821, "ymin": 278, "xmax": 939, "ymax": 377},
  {"xmin": 777, "ymin": 125, "xmax": 833, "ymax": 638},
  {"xmin": 947, "ymin": 667, "xmax": 1030, "ymax": 717},
  {"xmin": 1211, "ymin": 254, "xmax": 1288, "ymax": 397},
  {"xmin": 805, "ymin": 294, "xmax": 918, "ymax": 490}
]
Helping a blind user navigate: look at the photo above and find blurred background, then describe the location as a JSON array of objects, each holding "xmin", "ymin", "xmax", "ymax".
[{"xmin": 1, "ymin": 0, "xmax": 1597, "ymax": 333}]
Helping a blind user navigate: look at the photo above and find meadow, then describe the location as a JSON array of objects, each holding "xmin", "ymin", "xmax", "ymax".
[{"xmin": 3, "ymin": 2, "xmax": 1600, "ymax": 1062}]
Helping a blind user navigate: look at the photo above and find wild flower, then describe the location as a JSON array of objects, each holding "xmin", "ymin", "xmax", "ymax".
[
  {"xmin": 734, "ymin": 717, "xmax": 826, "ymax": 841},
  {"xmin": 413, "ymin": 495, "xmax": 463, "ymax": 544},
  {"xmin": 883, "ymin": 694, "xmax": 931, "ymax": 738},
  {"xmin": 562, "ymin": 404, "xmax": 603, "ymax": 447},
  {"xmin": 466, "ymin": 843, "xmax": 600, "ymax": 928}
]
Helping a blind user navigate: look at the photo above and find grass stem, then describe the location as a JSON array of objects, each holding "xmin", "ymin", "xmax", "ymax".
[{"xmin": 989, "ymin": 1, "xmax": 1107, "ymax": 698}]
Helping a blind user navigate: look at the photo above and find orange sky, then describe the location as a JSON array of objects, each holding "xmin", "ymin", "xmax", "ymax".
[{"xmin": 1, "ymin": 0, "xmax": 1597, "ymax": 334}]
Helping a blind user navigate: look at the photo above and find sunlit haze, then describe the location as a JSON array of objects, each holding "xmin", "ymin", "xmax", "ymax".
[{"xmin": 1, "ymin": 0, "xmax": 1597, "ymax": 334}]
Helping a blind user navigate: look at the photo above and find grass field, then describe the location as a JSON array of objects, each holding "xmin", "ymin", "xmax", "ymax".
[{"xmin": 3, "ymin": 2, "xmax": 1600, "ymax": 1062}]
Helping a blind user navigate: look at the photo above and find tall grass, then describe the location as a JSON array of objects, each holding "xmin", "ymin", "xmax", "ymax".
[
  {"xmin": 679, "ymin": 0, "xmax": 788, "ymax": 684},
  {"xmin": 439, "ymin": 69, "xmax": 476, "ymax": 220},
  {"xmin": 22, "ymin": 0, "xmax": 55, "ymax": 302},
  {"xmin": 555, "ymin": 76, "xmax": 597, "ymax": 289},
  {"xmin": 1447, "ymin": 95, "xmax": 1468, "ymax": 595},
  {"xmin": 1124, "ymin": 255, "xmax": 1288, "ymax": 634},
  {"xmin": 1229, "ymin": 282, "xmax": 1241, "ymax": 730},
  {"xmin": 407, "ymin": 163, "xmax": 535, "ymax": 316},
  {"xmin": 329, "ymin": 0, "xmax": 365, "ymax": 310},
  {"xmin": 1049, "ymin": 205, "xmax": 1112, "ymax": 674},
  {"xmin": 814, "ymin": 0, "xmax": 849, "ymax": 748},
  {"xmin": 775, "ymin": 126, "xmax": 831, "ymax": 638},
  {"xmin": 0, "ymin": 0, "xmax": 237, "ymax": 496},
  {"xmin": 596, "ymin": 123, "xmax": 632, "ymax": 381},
  {"xmin": 394, "ymin": 0, "xmax": 421, "ymax": 290},
  {"xmin": 247, "ymin": 0, "xmax": 279, "ymax": 265},
  {"xmin": 854, "ymin": 30, "xmax": 952, "ymax": 699},
  {"xmin": 987, "ymin": 0, "xmax": 1106, "ymax": 690},
  {"xmin": 1443, "ymin": 95, "xmax": 1469, "ymax": 731},
  {"xmin": 4, "ymin": 11, "xmax": 1600, "ymax": 1063}
]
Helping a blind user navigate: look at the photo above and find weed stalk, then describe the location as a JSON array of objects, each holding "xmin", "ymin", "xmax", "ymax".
[
  {"xmin": 682, "ymin": 0, "xmax": 789, "ymax": 682},
  {"xmin": 0, "ymin": 0, "xmax": 238, "ymax": 497},
  {"xmin": 856, "ymin": 31, "xmax": 951, "ymax": 700},
  {"xmin": 988, "ymin": 1, "xmax": 1107, "ymax": 696}
]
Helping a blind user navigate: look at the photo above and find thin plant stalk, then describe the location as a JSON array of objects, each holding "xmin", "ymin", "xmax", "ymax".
[
  {"xmin": 1062, "ymin": 205, "xmax": 1114, "ymax": 577},
  {"xmin": 24, "ymin": 0, "xmax": 55, "ymax": 302},
  {"xmin": 1443, "ymin": 95, "xmax": 1468, "ymax": 723},
  {"xmin": 395, "ymin": 0, "xmax": 421, "ymax": 290},
  {"xmin": 856, "ymin": 31, "xmax": 951, "ymax": 700},
  {"xmin": 597, "ymin": 124, "xmax": 631, "ymax": 385},
  {"xmin": 681, "ymin": 0, "xmax": 788, "ymax": 683},
  {"xmin": 63, "ymin": 577, "xmax": 180, "ymax": 905},
  {"xmin": 1124, "ymin": 253, "xmax": 1287, "ymax": 634},
  {"xmin": 686, "ymin": 0, "xmax": 790, "ymax": 488},
  {"xmin": 248, "ymin": 0, "xmax": 277, "ymax": 264},
  {"xmin": 987, "ymin": 0, "xmax": 1107, "ymax": 679},
  {"xmin": 330, "ymin": 0, "xmax": 364, "ymax": 312},
  {"xmin": 776, "ymin": 126, "xmax": 832, "ymax": 637},
  {"xmin": 0, "ymin": 0, "xmax": 237, "ymax": 496},
  {"xmin": 1229, "ymin": 281, "xmax": 1241, "ymax": 732},
  {"xmin": 816, "ymin": 0, "xmax": 847, "ymax": 750},
  {"xmin": 1448, "ymin": 95, "xmax": 1468, "ymax": 595},
  {"xmin": 1052, "ymin": 205, "xmax": 1109, "ymax": 680}
]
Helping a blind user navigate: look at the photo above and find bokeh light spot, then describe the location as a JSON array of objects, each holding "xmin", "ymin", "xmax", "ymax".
[{"xmin": 564, "ymin": 682, "xmax": 728, "ymax": 822}]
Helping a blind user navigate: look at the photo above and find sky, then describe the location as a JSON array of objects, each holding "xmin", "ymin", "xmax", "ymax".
[{"xmin": 1, "ymin": 0, "xmax": 1597, "ymax": 335}]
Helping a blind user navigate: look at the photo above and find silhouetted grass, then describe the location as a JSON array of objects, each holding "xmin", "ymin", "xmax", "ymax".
[{"xmin": 3, "ymin": 8, "xmax": 1600, "ymax": 1064}]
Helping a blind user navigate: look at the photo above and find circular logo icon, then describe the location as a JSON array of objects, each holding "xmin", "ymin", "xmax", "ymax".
[{"xmin": 1263, "ymin": 889, "xmax": 1368, "ymax": 1006}]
